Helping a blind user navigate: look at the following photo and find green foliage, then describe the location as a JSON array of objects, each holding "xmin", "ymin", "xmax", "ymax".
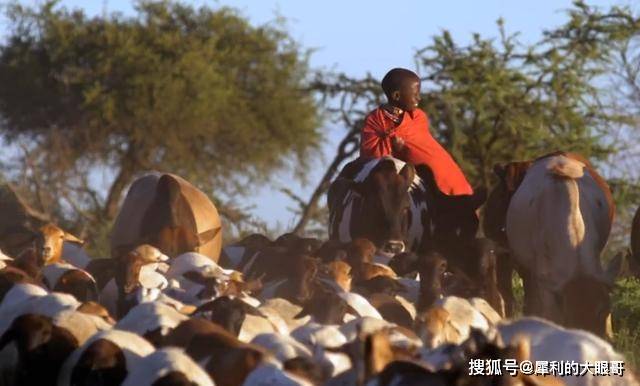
[
  {"xmin": 416, "ymin": 3, "xmax": 639, "ymax": 189},
  {"xmin": 612, "ymin": 278, "xmax": 640, "ymax": 368},
  {"xmin": 511, "ymin": 273, "xmax": 525, "ymax": 318},
  {"xmin": 0, "ymin": 0, "xmax": 320, "ymax": 228}
]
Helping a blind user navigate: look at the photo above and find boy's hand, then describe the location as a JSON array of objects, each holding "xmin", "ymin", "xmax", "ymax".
[{"xmin": 391, "ymin": 136, "xmax": 405, "ymax": 152}]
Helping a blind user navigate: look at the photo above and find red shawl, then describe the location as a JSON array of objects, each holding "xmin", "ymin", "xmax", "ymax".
[{"xmin": 359, "ymin": 107, "xmax": 473, "ymax": 195}]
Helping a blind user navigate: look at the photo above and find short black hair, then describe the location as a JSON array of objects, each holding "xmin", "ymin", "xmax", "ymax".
[{"xmin": 381, "ymin": 68, "xmax": 420, "ymax": 99}]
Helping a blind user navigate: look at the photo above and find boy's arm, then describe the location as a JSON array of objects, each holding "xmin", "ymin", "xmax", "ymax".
[{"xmin": 360, "ymin": 117, "xmax": 391, "ymax": 158}]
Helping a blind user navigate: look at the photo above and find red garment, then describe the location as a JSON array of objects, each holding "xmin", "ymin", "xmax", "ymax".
[{"xmin": 360, "ymin": 107, "xmax": 473, "ymax": 195}]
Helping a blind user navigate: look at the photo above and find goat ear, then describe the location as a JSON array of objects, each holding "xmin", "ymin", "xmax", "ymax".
[
  {"xmin": 243, "ymin": 275, "xmax": 263, "ymax": 293},
  {"xmin": 63, "ymin": 232, "xmax": 84, "ymax": 245}
]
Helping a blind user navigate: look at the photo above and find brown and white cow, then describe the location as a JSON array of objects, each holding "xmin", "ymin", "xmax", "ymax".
[
  {"xmin": 498, "ymin": 152, "xmax": 618, "ymax": 337},
  {"xmin": 328, "ymin": 156, "xmax": 484, "ymax": 261}
]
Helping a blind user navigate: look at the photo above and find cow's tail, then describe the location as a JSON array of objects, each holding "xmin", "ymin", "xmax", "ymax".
[
  {"xmin": 547, "ymin": 156, "xmax": 585, "ymax": 180},
  {"xmin": 547, "ymin": 156, "xmax": 586, "ymax": 247}
]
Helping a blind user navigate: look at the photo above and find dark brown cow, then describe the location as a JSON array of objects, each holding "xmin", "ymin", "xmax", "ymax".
[
  {"xmin": 111, "ymin": 173, "xmax": 222, "ymax": 261},
  {"xmin": 483, "ymin": 160, "xmax": 531, "ymax": 316}
]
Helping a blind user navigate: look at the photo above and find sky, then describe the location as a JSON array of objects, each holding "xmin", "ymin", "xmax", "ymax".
[{"xmin": 1, "ymin": 0, "xmax": 633, "ymax": 231}]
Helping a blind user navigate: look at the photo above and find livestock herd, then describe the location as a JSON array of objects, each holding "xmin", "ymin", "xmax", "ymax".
[{"xmin": 0, "ymin": 152, "xmax": 638, "ymax": 386}]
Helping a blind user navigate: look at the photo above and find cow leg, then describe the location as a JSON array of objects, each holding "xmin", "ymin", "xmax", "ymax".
[
  {"xmin": 521, "ymin": 271, "xmax": 563, "ymax": 323},
  {"xmin": 496, "ymin": 251, "xmax": 514, "ymax": 317}
]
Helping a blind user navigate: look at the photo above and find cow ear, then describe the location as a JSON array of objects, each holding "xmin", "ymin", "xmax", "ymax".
[
  {"xmin": 63, "ymin": 232, "xmax": 84, "ymax": 246},
  {"xmin": 399, "ymin": 163, "xmax": 416, "ymax": 186},
  {"xmin": 196, "ymin": 227, "xmax": 220, "ymax": 247}
]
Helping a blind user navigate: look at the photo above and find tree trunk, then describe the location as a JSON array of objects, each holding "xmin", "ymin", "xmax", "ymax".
[{"xmin": 102, "ymin": 164, "xmax": 138, "ymax": 221}]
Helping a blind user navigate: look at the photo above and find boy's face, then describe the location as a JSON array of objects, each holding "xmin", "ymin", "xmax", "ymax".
[{"xmin": 391, "ymin": 78, "xmax": 421, "ymax": 111}]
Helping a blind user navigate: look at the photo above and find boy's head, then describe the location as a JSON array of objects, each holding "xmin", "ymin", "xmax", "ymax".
[{"xmin": 381, "ymin": 68, "xmax": 421, "ymax": 111}]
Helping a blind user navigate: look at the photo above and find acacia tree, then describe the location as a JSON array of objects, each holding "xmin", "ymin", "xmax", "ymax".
[
  {"xmin": 0, "ymin": 1, "xmax": 320, "ymax": 237},
  {"xmin": 419, "ymin": 3, "xmax": 639, "ymax": 188},
  {"xmin": 292, "ymin": 1, "xmax": 640, "ymax": 237}
]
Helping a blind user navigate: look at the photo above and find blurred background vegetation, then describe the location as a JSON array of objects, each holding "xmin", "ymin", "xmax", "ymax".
[{"xmin": 1, "ymin": 0, "xmax": 640, "ymax": 362}]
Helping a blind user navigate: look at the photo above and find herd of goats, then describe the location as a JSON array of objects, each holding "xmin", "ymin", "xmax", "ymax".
[{"xmin": 0, "ymin": 152, "xmax": 638, "ymax": 386}]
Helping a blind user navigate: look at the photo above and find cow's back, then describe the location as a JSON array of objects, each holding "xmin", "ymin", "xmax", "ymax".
[
  {"xmin": 110, "ymin": 173, "xmax": 222, "ymax": 261},
  {"xmin": 167, "ymin": 174, "xmax": 222, "ymax": 261},
  {"xmin": 506, "ymin": 154, "xmax": 612, "ymax": 287}
]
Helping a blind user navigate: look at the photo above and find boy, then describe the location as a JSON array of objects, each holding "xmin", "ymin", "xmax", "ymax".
[{"xmin": 360, "ymin": 68, "xmax": 473, "ymax": 195}]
